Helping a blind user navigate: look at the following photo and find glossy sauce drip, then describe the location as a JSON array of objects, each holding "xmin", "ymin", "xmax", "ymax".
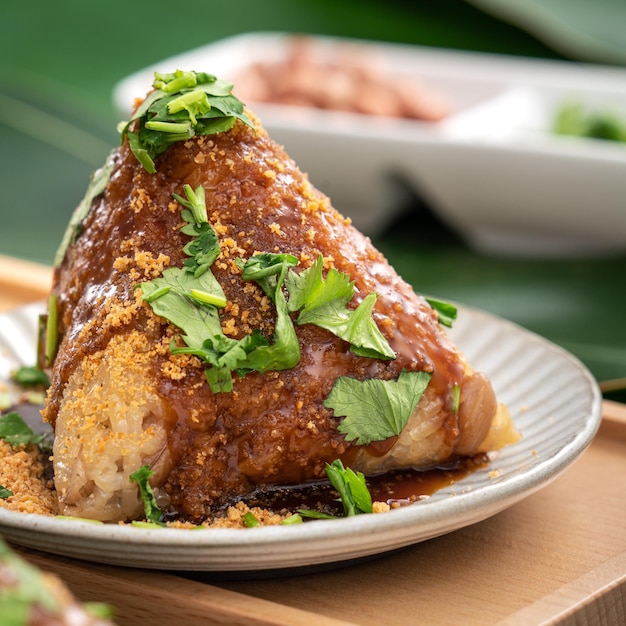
[{"xmin": 237, "ymin": 454, "xmax": 489, "ymax": 518}]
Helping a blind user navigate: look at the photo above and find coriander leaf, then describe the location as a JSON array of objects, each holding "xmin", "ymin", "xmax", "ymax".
[
  {"xmin": 125, "ymin": 130, "xmax": 157, "ymax": 173},
  {"xmin": 167, "ymin": 89, "xmax": 211, "ymax": 124},
  {"xmin": 240, "ymin": 252, "xmax": 299, "ymax": 299},
  {"xmin": 12, "ymin": 366, "xmax": 49, "ymax": 388},
  {"xmin": 141, "ymin": 267, "xmax": 225, "ymax": 343},
  {"xmin": 325, "ymin": 459, "xmax": 373, "ymax": 516},
  {"xmin": 129, "ymin": 465, "xmax": 162, "ymax": 524},
  {"xmin": 299, "ymin": 292, "xmax": 395, "ymax": 360},
  {"xmin": 174, "ymin": 184, "xmax": 208, "ymax": 225},
  {"xmin": 142, "ymin": 268, "xmax": 237, "ymax": 392},
  {"xmin": 425, "ymin": 297, "xmax": 457, "ymax": 328},
  {"xmin": 181, "ymin": 223, "xmax": 220, "ymax": 277},
  {"xmin": 325, "ymin": 370, "xmax": 432, "ymax": 445},
  {"xmin": 0, "ymin": 412, "xmax": 48, "ymax": 449},
  {"xmin": 196, "ymin": 116, "xmax": 239, "ymax": 136},
  {"xmin": 0, "ymin": 538, "xmax": 60, "ymax": 624},
  {"xmin": 194, "ymin": 331, "xmax": 269, "ymax": 393},
  {"xmin": 153, "ymin": 69, "xmax": 199, "ymax": 93},
  {"xmin": 166, "ymin": 187, "xmax": 220, "ymax": 278},
  {"xmin": 131, "ymin": 521, "xmax": 165, "ymax": 529},
  {"xmin": 285, "ymin": 256, "xmax": 395, "ymax": 360},
  {"xmin": 285, "ymin": 255, "xmax": 352, "ymax": 315},
  {"xmin": 194, "ymin": 76, "xmax": 238, "ymax": 97},
  {"xmin": 240, "ymin": 253, "xmax": 300, "ymax": 373},
  {"xmin": 553, "ymin": 101, "xmax": 626, "ymax": 143},
  {"xmin": 297, "ymin": 508, "xmax": 337, "ymax": 520},
  {"xmin": 0, "ymin": 485, "xmax": 13, "ymax": 499},
  {"xmin": 243, "ymin": 511, "xmax": 260, "ymax": 527},
  {"xmin": 54, "ymin": 151, "xmax": 115, "ymax": 266},
  {"xmin": 118, "ymin": 70, "xmax": 255, "ymax": 173}
]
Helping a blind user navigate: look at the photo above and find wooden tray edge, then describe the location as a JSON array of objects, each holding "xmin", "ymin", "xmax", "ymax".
[
  {"xmin": 498, "ymin": 550, "xmax": 626, "ymax": 626},
  {"xmin": 14, "ymin": 547, "xmax": 357, "ymax": 626}
]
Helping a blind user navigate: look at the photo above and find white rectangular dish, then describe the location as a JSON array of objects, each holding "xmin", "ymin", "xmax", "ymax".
[{"xmin": 114, "ymin": 32, "xmax": 626, "ymax": 258}]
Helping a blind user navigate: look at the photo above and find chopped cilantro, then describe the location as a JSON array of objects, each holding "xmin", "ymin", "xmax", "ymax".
[
  {"xmin": 130, "ymin": 521, "xmax": 165, "ymax": 529},
  {"xmin": 0, "ymin": 538, "xmax": 59, "ymax": 624},
  {"xmin": 174, "ymin": 183, "xmax": 208, "ymax": 225},
  {"xmin": 11, "ymin": 366, "xmax": 49, "ymax": 388},
  {"xmin": 118, "ymin": 70, "xmax": 255, "ymax": 173},
  {"xmin": 129, "ymin": 465, "xmax": 163, "ymax": 524},
  {"xmin": 298, "ymin": 459, "xmax": 374, "ymax": 519},
  {"xmin": 243, "ymin": 511, "xmax": 260, "ymax": 528},
  {"xmin": 44, "ymin": 293, "xmax": 59, "ymax": 369},
  {"xmin": 299, "ymin": 459, "xmax": 373, "ymax": 519},
  {"xmin": 0, "ymin": 412, "xmax": 49, "ymax": 450},
  {"xmin": 553, "ymin": 101, "xmax": 626, "ymax": 143},
  {"xmin": 140, "ymin": 186, "xmax": 395, "ymax": 395},
  {"xmin": 325, "ymin": 370, "xmax": 432, "ymax": 445},
  {"xmin": 54, "ymin": 152, "xmax": 115, "ymax": 267},
  {"xmin": 425, "ymin": 297, "xmax": 457, "ymax": 328},
  {"xmin": 326, "ymin": 459, "xmax": 373, "ymax": 516},
  {"xmin": 0, "ymin": 485, "xmax": 13, "ymax": 499},
  {"xmin": 238, "ymin": 253, "xmax": 300, "ymax": 374},
  {"xmin": 297, "ymin": 508, "xmax": 337, "ymax": 520},
  {"xmin": 286, "ymin": 256, "xmax": 395, "ymax": 360},
  {"xmin": 0, "ymin": 538, "xmax": 115, "ymax": 622}
]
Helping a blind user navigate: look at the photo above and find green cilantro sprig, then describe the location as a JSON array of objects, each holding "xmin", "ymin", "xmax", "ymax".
[
  {"xmin": 553, "ymin": 100, "xmax": 626, "ymax": 143},
  {"xmin": 286, "ymin": 255, "xmax": 396, "ymax": 360},
  {"xmin": 0, "ymin": 538, "xmax": 61, "ymax": 623},
  {"xmin": 298, "ymin": 459, "xmax": 373, "ymax": 519},
  {"xmin": 0, "ymin": 412, "xmax": 50, "ymax": 452},
  {"xmin": 324, "ymin": 370, "xmax": 432, "ymax": 445},
  {"xmin": 118, "ymin": 70, "xmax": 255, "ymax": 173},
  {"xmin": 326, "ymin": 459, "xmax": 373, "ymax": 516},
  {"xmin": 11, "ymin": 366, "xmax": 49, "ymax": 388},
  {"xmin": 424, "ymin": 297, "xmax": 457, "ymax": 328},
  {"xmin": 243, "ymin": 511, "xmax": 261, "ymax": 528},
  {"xmin": 138, "ymin": 184, "xmax": 459, "ymax": 448},
  {"xmin": 139, "ymin": 184, "xmax": 395, "ymax": 394},
  {"xmin": 0, "ymin": 538, "xmax": 116, "ymax": 622},
  {"xmin": 0, "ymin": 485, "xmax": 13, "ymax": 499},
  {"xmin": 129, "ymin": 465, "xmax": 163, "ymax": 525}
]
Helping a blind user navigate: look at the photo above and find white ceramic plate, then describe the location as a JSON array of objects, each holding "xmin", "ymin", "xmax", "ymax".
[
  {"xmin": 114, "ymin": 33, "xmax": 626, "ymax": 258},
  {"xmin": 0, "ymin": 302, "xmax": 602, "ymax": 572}
]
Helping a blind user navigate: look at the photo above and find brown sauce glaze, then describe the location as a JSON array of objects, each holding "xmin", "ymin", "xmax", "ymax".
[
  {"xmin": 227, "ymin": 454, "xmax": 489, "ymax": 519},
  {"xmin": 45, "ymin": 110, "xmax": 498, "ymax": 522}
]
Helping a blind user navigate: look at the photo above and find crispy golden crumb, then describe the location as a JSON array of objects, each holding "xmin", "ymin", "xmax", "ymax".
[
  {"xmin": 202, "ymin": 502, "xmax": 287, "ymax": 528},
  {"xmin": 373, "ymin": 501, "xmax": 391, "ymax": 514},
  {"xmin": 0, "ymin": 441, "xmax": 57, "ymax": 515}
]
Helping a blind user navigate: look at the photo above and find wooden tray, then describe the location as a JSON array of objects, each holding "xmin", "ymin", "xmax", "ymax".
[{"xmin": 2, "ymin": 256, "xmax": 625, "ymax": 625}]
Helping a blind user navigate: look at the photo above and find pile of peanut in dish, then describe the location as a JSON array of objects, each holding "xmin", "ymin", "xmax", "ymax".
[{"xmin": 233, "ymin": 36, "xmax": 451, "ymax": 121}]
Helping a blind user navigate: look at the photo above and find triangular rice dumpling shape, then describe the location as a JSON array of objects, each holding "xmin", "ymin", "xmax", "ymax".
[{"xmin": 42, "ymin": 70, "xmax": 519, "ymax": 523}]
